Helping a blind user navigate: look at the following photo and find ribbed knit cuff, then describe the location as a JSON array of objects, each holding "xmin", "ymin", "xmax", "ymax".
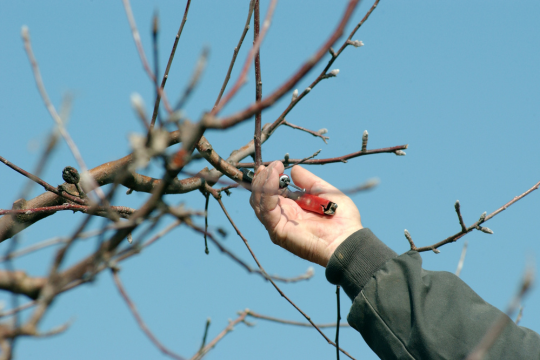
[{"xmin": 325, "ymin": 228, "xmax": 397, "ymax": 300}]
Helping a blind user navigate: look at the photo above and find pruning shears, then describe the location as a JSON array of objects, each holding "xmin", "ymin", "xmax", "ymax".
[{"xmin": 240, "ymin": 168, "xmax": 338, "ymax": 216}]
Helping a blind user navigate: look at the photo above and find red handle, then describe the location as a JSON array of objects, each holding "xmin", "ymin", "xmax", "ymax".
[{"xmin": 293, "ymin": 193, "xmax": 338, "ymax": 216}]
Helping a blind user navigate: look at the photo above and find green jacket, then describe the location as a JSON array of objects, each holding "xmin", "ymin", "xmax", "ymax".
[{"xmin": 326, "ymin": 228, "xmax": 540, "ymax": 359}]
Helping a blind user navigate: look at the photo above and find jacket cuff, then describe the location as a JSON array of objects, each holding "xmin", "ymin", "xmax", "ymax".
[{"xmin": 325, "ymin": 228, "xmax": 397, "ymax": 300}]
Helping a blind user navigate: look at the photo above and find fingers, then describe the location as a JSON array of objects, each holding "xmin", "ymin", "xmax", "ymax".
[
  {"xmin": 290, "ymin": 165, "xmax": 340, "ymax": 196},
  {"xmin": 249, "ymin": 161, "xmax": 284, "ymax": 229}
]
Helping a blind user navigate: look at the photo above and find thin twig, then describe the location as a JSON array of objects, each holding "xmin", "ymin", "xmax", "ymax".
[
  {"xmin": 150, "ymin": 0, "xmax": 192, "ymax": 128},
  {"xmin": 203, "ymin": 194, "xmax": 210, "ymax": 254},
  {"xmin": 198, "ymin": 318, "xmax": 211, "ymax": 354},
  {"xmin": 245, "ymin": 310, "xmax": 350, "ymax": 328},
  {"xmin": 0, "ymin": 238, "xmax": 63, "ymax": 263},
  {"xmin": 191, "ymin": 311, "xmax": 248, "ymax": 360},
  {"xmin": 0, "ymin": 301, "xmax": 36, "ymax": 318},
  {"xmin": 21, "ymin": 27, "xmax": 88, "ymax": 174},
  {"xmin": 259, "ymin": 0, "xmax": 380, "ymax": 139},
  {"xmin": 213, "ymin": 0, "xmax": 256, "ymax": 108},
  {"xmin": 282, "ymin": 120, "xmax": 329, "ymax": 144},
  {"xmin": 253, "ymin": 0, "xmax": 263, "ymax": 169},
  {"xmin": 335, "ymin": 285, "xmax": 341, "ymax": 360},
  {"xmin": 455, "ymin": 241, "xmax": 468, "ymax": 277},
  {"xmin": 415, "ymin": 179, "xmax": 540, "ymax": 252},
  {"xmin": 186, "ymin": 219, "xmax": 313, "ymax": 284},
  {"xmin": 214, "ymin": 197, "xmax": 355, "ymax": 359},
  {"xmin": 206, "ymin": 0, "xmax": 365, "ymax": 129},
  {"xmin": 236, "ymin": 144, "xmax": 408, "ymax": 168},
  {"xmin": 455, "ymin": 200, "xmax": 467, "ymax": 233},
  {"xmin": 111, "ymin": 270, "xmax": 186, "ymax": 360},
  {"xmin": 121, "ymin": 0, "xmax": 172, "ymax": 113},
  {"xmin": 211, "ymin": 0, "xmax": 277, "ymax": 115},
  {"xmin": 0, "ymin": 155, "xmax": 86, "ymax": 205},
  {"xmin": 21, "ymin": 26, "xmax": 111, "ymax": 207},
  {"xmin": 284, "ymin": 149, "xmax": 321, "ymax": 170},
  {"xmin": 152, "ymin": 11, "xmax": 160, "ymax": 126}
]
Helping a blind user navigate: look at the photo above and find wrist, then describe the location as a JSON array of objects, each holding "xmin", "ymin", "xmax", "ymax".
[{"xmin": 321, "ymin": 225, "xmax": 363, "ymax": 267}]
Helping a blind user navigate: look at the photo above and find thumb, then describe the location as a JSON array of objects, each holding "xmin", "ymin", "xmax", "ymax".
[{"xmin": 290, "ymin": 165, "xmax": 340, "ymax": 196}]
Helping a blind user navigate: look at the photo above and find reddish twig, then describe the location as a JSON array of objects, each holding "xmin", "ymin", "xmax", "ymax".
[
  {"xmin": 282, "ymin": 120, "xmax": 329, "ymax": 144},
  {"xmin": 235, "ymin": 144, "xmax": 408, "ymax": 168},
  {"xmin": 253, "ymin": 0, "xmax": 263, "ymax": 168},
  {"xmin": 0, "ymin": 155, "xmax": 87, "ymax": 206},
  {"xmin": 211, "ymin": 0, "xmax": 277, "ymax": 116},
  {"xmin": 0, "ymin": 204, "xmax": 134, "ymax": 217},
  {"xmin": 415, "ymin": 179, "xmax": 540, "ymax": 252},
  {"xmin": 112, "ymin": 270, "xmax": 186, "ymax": 360},
  {"xmin": 214, "ymin": 197, "xmax": 355, "ymax": 359},
  {"xmin": 205, "ymin": 0, "xmax": 363, "ymax": 129},
  {"xmin": 213, "ymin": 1, "xmax": 255, "ymax": 108},
  {"xmin": 150, "ymin": 0, "xmax": 192, "ymax": 128}
]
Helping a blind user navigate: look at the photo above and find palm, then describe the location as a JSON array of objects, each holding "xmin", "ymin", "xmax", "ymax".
[{"xmin": 250, "ymin": 162, "xmax": 362, "ymax": 266}]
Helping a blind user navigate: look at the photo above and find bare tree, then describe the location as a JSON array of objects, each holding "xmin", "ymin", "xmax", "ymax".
[{"xmin": 0, "ymin": 1, "xmax": 538, "ymax": 359}]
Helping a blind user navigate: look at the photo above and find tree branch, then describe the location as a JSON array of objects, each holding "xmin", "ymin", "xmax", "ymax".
[
  {"xmin": 150, "ymin": 0, "xmax": 192, "ymax": 128},
  {"xmin": 253, "ymin": 0, "xmax": 263, "ymax": 168},
  {"xmin": 235, "ymin": 144, "xmax": 408, "ymax": 168},
  {"xmin": 415, "ymin": 179, "xmax": 540, "ymax": 252}
]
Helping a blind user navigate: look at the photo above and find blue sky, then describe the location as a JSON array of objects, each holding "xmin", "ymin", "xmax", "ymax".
[{"xmin": 0, "ymin": 1, "xmax": 539, "ymax": 359}]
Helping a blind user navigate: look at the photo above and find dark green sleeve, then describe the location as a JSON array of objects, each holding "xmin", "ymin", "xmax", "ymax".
[{"xmin": 326, "ymin": 228, "xmax": 540, "ymax": 359}]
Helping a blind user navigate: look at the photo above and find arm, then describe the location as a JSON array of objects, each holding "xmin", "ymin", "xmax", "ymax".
[
  {"xmin": 250, "ymin": 162, "xmax": 540, "ymax": 359},
  {"xmin": 327, "ymin": 229, "xmax": 540, "ymax": 359}
]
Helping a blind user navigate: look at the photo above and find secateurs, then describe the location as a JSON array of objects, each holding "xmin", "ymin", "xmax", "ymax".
[{"xmin": 240, "ymin": 168, "xmax": 338, "ymax": 216}]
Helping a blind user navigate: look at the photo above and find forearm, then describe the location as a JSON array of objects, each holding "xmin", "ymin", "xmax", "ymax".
[{"xmin": 326, "ymin": 229, "xmax": 540, "ymax": 359}]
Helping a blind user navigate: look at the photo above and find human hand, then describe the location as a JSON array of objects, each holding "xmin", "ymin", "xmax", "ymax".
[{"xmin": 249, "ymin": 161, "xmax": 362, "ymax": 267}]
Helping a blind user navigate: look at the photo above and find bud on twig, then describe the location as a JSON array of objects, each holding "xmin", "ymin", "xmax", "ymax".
[
  {"xmin": 362, "ymin": 130, "xmax": 368, "ymax": 151},
  {"xmin": 62, "ymin": 166, "xmax": 80, "ymax": 184},
  {"xmin": 432, "ymin": 248, "xmax": 441, "ymax": 254},
  {"xmin": 394, "ymin": 150, "xmax": 406, "ymax": 156},
  {"xmin": 327, "ymin": 69, "xmax": 340, "ymax": 78},
  {"xmin": 127, "ymin": 233, "xmax": 133, "ymax": 244},
  {"xmin": 479, "ymin": 227, "xmax": 494, "ymax": 234},
  {"xmin": 305, "ymin": 87, "xmax": 311, "ymax": 93},
  {"xmin": 404, "ymin": 229, "xmax": 416, "ymax": 250},
  {"xmin": 347, "ymin": 39, "xmax": 364, "ymax": 48},
  {"xmin": 317, "ymin": 128, "xmax": 328, "ymax": 135},
  {"xmin": 291, "ymin": 89, "xmax": 298, "ymax": 102},
  {"xmin": 478, "ymin": 211, "xmax": 486, "ymax": 224}
]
